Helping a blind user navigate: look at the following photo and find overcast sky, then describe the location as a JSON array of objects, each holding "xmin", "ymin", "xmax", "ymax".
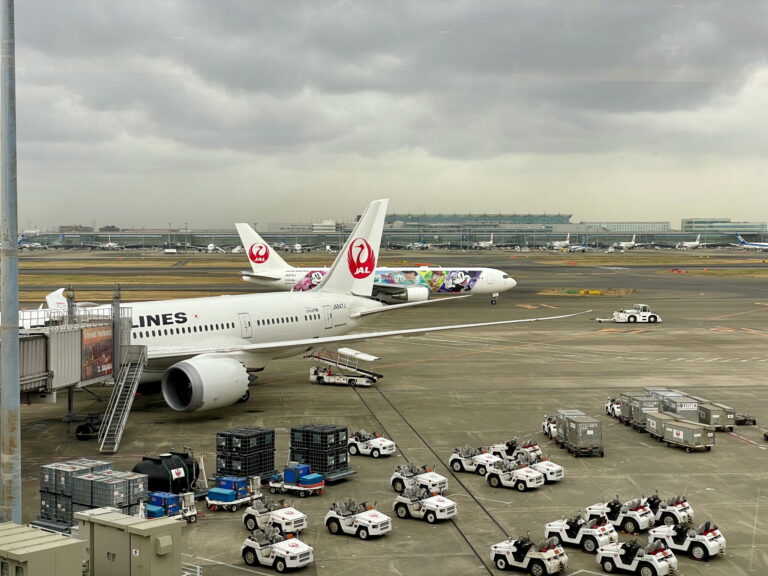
[{"xmin": 13, "ymin": 1, "xmax": 768, "ymax": 231}]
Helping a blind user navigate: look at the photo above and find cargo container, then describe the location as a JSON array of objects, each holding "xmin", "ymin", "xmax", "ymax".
[
  {"xmin": 559, "ymin": 414, "xmax": 603, "ymax": 457},
  {"xmin": 697, "ymin": 403, "xmax": 728, "ymax": 431},
  {"xmin": 710, "ymin": 402, "xmax": 736, "ymax": 431},
  {"xmin": 644, "ymin": 412, "xmax": 678, "ymax": 440},
  {"xmin": 554, "ymin": 409, "xmax": 585, "ymax": 445},
  {"xmin": 628, "ymin": 396, "xmax": 661, "ymax": 429},
  {"xmin": 665, "ymin": 396, "xmax": 699, "ymax": 422},
  {"xmin": 662, "ymin": 421, "xmax": 715, "ymax": 453},
  {"xmin": 617, "ymin": 392, "xmax": 646, "ymax": 425}
]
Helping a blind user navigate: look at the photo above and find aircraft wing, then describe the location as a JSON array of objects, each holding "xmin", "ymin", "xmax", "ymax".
[{"xmin": 147, "ymin": 310, "xmax": 590, "ymax": 360}]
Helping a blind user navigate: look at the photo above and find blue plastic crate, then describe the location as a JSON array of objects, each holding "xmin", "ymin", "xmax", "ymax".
[
  {"xmin": 148, "ymin": 491, "xmax": 179, "ymax": 507},
  {"xmin": 145, "ymin": 504, "xmax": 165, "ymax": 518},
  {"xmin": 300, "ymin": 473, "xmax": 324, "ymax": 485},
  {"xmin": 208, "ymin": 487, "xmax": 236, "ymax": 503},
  {"xmin": 216, "ymin": 476, "xmax": 248, "ymax": 490}
]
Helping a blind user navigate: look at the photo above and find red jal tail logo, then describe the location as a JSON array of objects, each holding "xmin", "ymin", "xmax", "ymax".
[
  {"xmin": 347, "ymin": 238, "xmax": 375, "ymax": 279},
  {"xmin": 248, "ymin": 243, "xmax": 269, "ymax": 264}
]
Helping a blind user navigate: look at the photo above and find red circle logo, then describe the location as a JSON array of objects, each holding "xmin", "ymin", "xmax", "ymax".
[
  {"xmin": 248, "ymin": 243, "xmax": 269, "ymax": 264},
  {"xmin": 347, "ymin": 238, "xmax": 375, "ymax": 279}
]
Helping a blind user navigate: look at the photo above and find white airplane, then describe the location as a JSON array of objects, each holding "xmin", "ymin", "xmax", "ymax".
[
  {"xmin": 734, "ymin": 233, "xmax": 768, "ymax": 251},
  {"xmin": 612, "ymin": 234, "xmax": 647, "ymax": 250},
  {"xmin": 17, "ymin": 233, "xmax": 46, "ymax": 250},
  {"xmin": 549, "ymin": 234, "xmax": 571, "ymax": 250},
  {"xmin": 66, "ymin": 200, "xmax": 583, "ymax": 414},
  {"xmin": 83, "ymin": 235, "xmax": 124, "ymax": 250},
  {"xmin": 568, "ymin": 241, "xmax": 589, "ymax": 253},
  {"xmin": 472, "ymin": 234, "xmax": 494, "ymax": 250},
  {"xmin": 675, "ymin": 234, "xmax": 707, "ymax": 250},
  {"xmin": 236, "ymin": 223, "xmax": 517, "ymax": 304}
]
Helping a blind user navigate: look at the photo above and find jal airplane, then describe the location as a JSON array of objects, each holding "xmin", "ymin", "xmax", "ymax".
[
  {"xmin": 734, "ymin": 233, "xmax": 768, "ymax": 251},
  {"xmin": 472, "ymin": 234, "xmax": 494, "ymax": 249},
  {"xmin": 612, "ymin": 234, "xmax": 647, "ymax": 250},
  {"xmin": 675, "ymin": 234, "xmax": 707, "ymax": 250},
  {"xmin": 549, "ymin": 233, "xmax": 571, "ymax": 250},
  {"xmin": 236, "ymin": 223, "xmax": 516, "ymax": 304},
  {"xmin": 71, "ymin": 200, "xmax": 582, "ymax": 414}
]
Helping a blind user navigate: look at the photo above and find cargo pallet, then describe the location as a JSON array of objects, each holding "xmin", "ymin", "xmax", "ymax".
[
  {"xmin": 205, "ymin": 493, "xmax": 259, "ymax": 512},
  {"xmin": 268, "ymin": 480, "xmax": 324, "ymax": 498}
]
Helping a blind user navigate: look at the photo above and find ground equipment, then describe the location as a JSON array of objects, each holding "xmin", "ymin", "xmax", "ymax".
[
  {"xmin": 557, "ymin": 413, "xmax": 604, "ymax": 457},
  {"xmin": 448, "ymin": 445, "xmax": 502, "ymax": 475},
  {"xmin": 269, "ymin": 465, "xmax": 325, "ymax": 497},
  {"xmin": 241, "ymin": 526, "xmax": 314, "ymax": 572},
  {"xmin": 205, "ymin": 475, "xmax": 261, "ymax": 511},
  {"xmin": 489, "ymin": 438, "xmax": 543, "ymax": 461},
  {"xmin": 514, "ymin": 451, "xmax": 565, "ymax": 483},
  {"xmin": 485, "ymin": 460, "xmax": 544, "ymax": 492},
  {"xmin": 604, "ymin": 398, "xmax": 621, "ymax": 418},
  {"xmin": 143, "ymin": 491, "xmax": 197, "ymax": 523},
  {"xmin": 390, "ymin": 463, "xmax": 447, "ymax": 494},
  {"xmin": 597, "ymin": 304, "xmax": 662, "ymax": 323},
  {"xmin": 324, "ymin": 498, "xmax": 392, "ymax": 539},
  {"xmin": 392, "ymin": 486, "xmax": 457, "ymax": 524},
  {"xmin": 648, "ymin": 521, "xmax": 726, "ymax": 560},
  {"xmin": 643, "ymin": 493, "xmax": 694, "ymax": 526},
  {"xmin": 489, "ymin": 535, "xmax": 569, "ymax": 574},
  {"xmin": 347, "ymin": 430, "xmax": 396, "ymax": 458},
  {"xmin": 585, "ymin": 497, "xmax": 655, "ymax": 534},
  {"xmin": 596, "ymin": 539, "xmax": 678, "ymax": 576},
  {"xmin": 544, "ymin": 515, "xmax": 618, "ymax": 553},
  {"xmin": 542, "ymin": 415, "xmax": 557, "ymax": 439},
  {"xmin": 242, "ymin": 496, "xmax": 308, "ymax": 535}
]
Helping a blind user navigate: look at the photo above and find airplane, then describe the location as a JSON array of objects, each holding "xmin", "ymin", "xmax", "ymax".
[
  {"xmin": 611, "ymin": 234, "xmax": 648, "ymax": 250},
  {"xmin": 472, "ymin": 234, "xmax": 494, "ymax": 250},
  {"xmin": 675, "ymin": 234, "xmax": 708, "ymax": 250},
  {"xmin": 82, "ymin": 235, "xmax": 126, "ymax": 250},
  {"xmin": 54, "ymin": 199, "xmax": 583, "ymax": 414},
  {"xmin": 734, "ymin": 233, "xmax": 768, "ymax": 251},
  {"xmin": 568, "ymin": 241, "xmax": 589, "ymax": 253},
  {"xmin": 236, "ymin": 223, "xmax": 517, "ymax": 304},
  {"xmin": 549, "ymin": 233, "xmax": 572, "ymax": 251},
  {"xmin": 17, "ymin": 233, "xmax": 46, "ymax": 250}
]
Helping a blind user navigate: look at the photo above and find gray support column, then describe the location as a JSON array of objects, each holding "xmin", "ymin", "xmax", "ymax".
[{"xmin": 0, "ymin": 0, "xmax": 21, "ymax": 524}]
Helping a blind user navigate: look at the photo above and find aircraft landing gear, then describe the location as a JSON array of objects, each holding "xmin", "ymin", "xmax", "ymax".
[{"xmin": 491, "ymin": 292, "xmax": 499, "ymax": 305}]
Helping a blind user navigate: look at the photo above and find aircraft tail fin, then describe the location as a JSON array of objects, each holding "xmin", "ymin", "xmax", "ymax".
[
  {"xmin": 318, "ymin": 199, "xmax": 388, "ymax": 296},
  {"xmin": 45, "ymin": 288, "xmax": 68, "ymax": 310},
  {"xmin": 235, "ymin": 223, "xmax": 291, "ymax": 273},
  {"xmin": 736, "ymin": 233, "xmax": 746, "ymax": 245}
]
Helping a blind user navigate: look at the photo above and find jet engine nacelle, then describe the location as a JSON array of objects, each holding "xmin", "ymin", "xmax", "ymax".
[
  {"xmin": 382, "ymin": 285, "xmax": 430, "ymax": 303},
  {"xmin": 161, "ymin": 356, "xmax": 249, "ymax": 412}
]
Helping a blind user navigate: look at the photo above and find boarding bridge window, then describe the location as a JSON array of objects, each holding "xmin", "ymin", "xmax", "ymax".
[
  {"xmin": 1, "ymin": 561, "xmax": 8, "ymax": 576},
  {"xmin": 14, "ymin": 567, "xmax": 23, "ymax": 576}
]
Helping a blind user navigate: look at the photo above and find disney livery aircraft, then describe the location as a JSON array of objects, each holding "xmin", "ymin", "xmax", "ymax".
[
  {"xmin": 85, "ymin": 200, "xmax": 582, "ymax": 414},
  {"xmin": 236, "ymin": 223, "xmax": 517, "ymax": 305}
]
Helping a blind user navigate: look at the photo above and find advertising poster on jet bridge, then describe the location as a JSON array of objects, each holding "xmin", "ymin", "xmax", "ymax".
[{"xmin": 81, "ymin": 325, "xmax": 114, "ymax": 381}]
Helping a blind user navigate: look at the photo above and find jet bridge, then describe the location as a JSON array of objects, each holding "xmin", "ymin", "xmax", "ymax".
[{"xmin": 3, "ymin": 294, "xmax": 146, "ymax": 453}]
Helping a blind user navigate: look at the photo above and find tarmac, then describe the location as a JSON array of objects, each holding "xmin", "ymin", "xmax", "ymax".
[{"xmin": 16, "ymin": 249, "xmax": 768, "ymax": 575}]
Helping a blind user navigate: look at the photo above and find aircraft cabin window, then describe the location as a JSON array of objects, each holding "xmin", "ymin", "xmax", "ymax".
[{"xmin": 152, "ymin": 330, "xmax": 156, "ymax": 337}]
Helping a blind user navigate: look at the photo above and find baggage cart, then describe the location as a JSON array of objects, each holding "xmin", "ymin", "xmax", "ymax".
[
  {"xmin": 555, "ymin": 409, "xmax": 584, "ymax": 445},
  {"xmin": 560, "ymin": 415, "xmax": 603, "ymax": 457},
  {"xmin": 628, "ymin": 396, "xmax": 660, "ymax": 430},
  {"xmin": 662, "ymin": 420, "xmax": 715, "ymax": 453},
  {"xmin": 665, "ymin": 396, "xmax": 699, "ymax": 422},
  {"xmin": 618, "ymin": 392, "xmax": 646, "ymax": 425},
  {"xmin": 644, "ymin": 412, "xmax": 677, "ymax": 440}
]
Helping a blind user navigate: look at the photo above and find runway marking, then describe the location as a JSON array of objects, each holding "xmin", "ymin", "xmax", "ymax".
[
  {"xmin": 749, "ymin": 486, "xmax": 761, "ymax": 572},
  {"xmin": 181, "ymin": 553, "xmax": 268, "ymax": 574},
  {"xmin": 708, "ymin": 306, "xmax": 768, "ymax": 320}
]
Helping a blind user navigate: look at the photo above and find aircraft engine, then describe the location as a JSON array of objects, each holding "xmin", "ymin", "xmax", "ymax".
[
  {"xmin": 161, "ymin": 356, "xmax": 249, "ymax": 412},
  {"xmin": 391, "ymin": 285, "xmax": 430, "ymax": 302}
]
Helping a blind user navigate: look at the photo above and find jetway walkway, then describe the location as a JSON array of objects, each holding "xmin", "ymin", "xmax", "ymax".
[{"xmin": 98, "ymin": 345, "xmax": 147, "ymax": 453}]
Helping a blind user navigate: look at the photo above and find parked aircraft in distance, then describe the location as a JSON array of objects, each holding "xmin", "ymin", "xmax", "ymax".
[
  {"xmin": 734, "ymin": 233, "xmax": 768, "ymax": 251},
  {"xmin": 82, "ymin": 236, "xmax": 128, "ymax": 250},
  {"xmin": 17, "ymin": 233, "xmax": 46, "ymax": 250},
  {"xmin": 549, "ymin": 233, "xmax": 572, "ymax": 250},
  {"xmin": 63, "ymin": 199, "xmax": 581, "ymax": 414},
  {"xmin": 675, "ymin": 234, "xmax": 708, "ymax": 250},
  {"xmin": 611, "ymin": 234, "xmax": 648, "ymax": 250},
  {"xmin": 472, "ymin": 234, "xmax": 494, "ymax": 249},
  {"xmin": 236, "ymin": 223, "xmax": 516, "ymax": 304},
  {"xmin": 568, "ymin": 241, "xmax": 589, "ymax": 253}
]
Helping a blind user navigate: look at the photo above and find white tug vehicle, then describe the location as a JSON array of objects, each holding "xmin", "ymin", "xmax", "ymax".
[
  {"xmin": 241, "ymin": 526, "xmax": 314, "ymax": 572},
  {"xmin": 347, "ymin": 429, "xmax": 397, "ymax": 458},
  {"xmin": 496, "ymin": 447, "xmax": 564, "ymax": 484},
  {"xmin": 584, "ymin": 497, "xmax": 655, "ymax": 534},
  {"xmin": 596, "ymin": 539, "xmax": 677, "ymax": 576},
  {"xmin": 604, "ymin": 398, "xmax": 622, "ymax": 418},
  {"xmin": 643, "ymin": 493, "xmax": 694, "ymax": 526},
  {"xmin": 544, "ymin": 514, "xmax": 619, "ymax": 553},
  {"xmin": 448, "ymin": 445, "xmax": 502, "ymax": 476},
  {"xmin": 485, "ymin": 460, "xmax": 544, "ymax": 492},
  {"xmin": 324, "ymin": 498, "xmax": 392, "ymax": 540},
  {"xmin": 600, "ymin": 304, "xmax": 662, "ymax": 324},
  {"xmin": 392, "ymin": 486, "xmax": 457, "ymax": 524},
  {"xmin": 490, "ymin": 438, "xmax": 543, "ymax": 461},
  {"xmin": 541, "ymin": 416, "xmax": 557, "ymax": 439},
  {"xmin": 390, "ymin": 463, "xmax": 448, "ymax": 494},
  {"xmin": 648, "ymin": 521, "xmax": 726, "ymax": 560},
  {"xmin": 490, "ymin": 535, "xmax": 569, "ymax": 575},
  {"xmin": 242, "ymin": 497, "xmax": 308, "ymax": 535}
]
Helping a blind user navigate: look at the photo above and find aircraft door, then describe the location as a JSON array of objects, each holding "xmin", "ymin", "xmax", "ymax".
[
  {"xmin": 323, "ymin": 305, "xmax": 333, "ymax": 329},
  {"xmin": 486, "ymin": 271, "xmax": 494, "ymax": 285},
  {"xmin": 238, "ymin": 313, "xmax": 252, "ymax": 338}
]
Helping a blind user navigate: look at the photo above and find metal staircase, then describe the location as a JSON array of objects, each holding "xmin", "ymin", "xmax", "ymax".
[{"xmin": 98, "ymin": 345, "xmax": 147, "ymax": 453}]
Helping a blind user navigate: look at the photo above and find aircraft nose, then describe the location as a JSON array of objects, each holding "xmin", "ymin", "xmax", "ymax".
[{"xmin": 506, "ymin": 277, "xmax": 517, "ymax": 289}]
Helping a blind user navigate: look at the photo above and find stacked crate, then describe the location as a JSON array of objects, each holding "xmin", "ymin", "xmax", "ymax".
[
  {"xmin": 216, "ymin": 427, "xmax": 275, "ymax": 479},
  {"xmin": 147, "ymin": 492, "xmax": 181, "ymax": 518},
  {"xmin": 289, "ymin": 424, "xmax": 352, "ymax": 478},
  {"xmin": 38, "ymin": 459, "xmax": 148, "ymax": 527}
]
